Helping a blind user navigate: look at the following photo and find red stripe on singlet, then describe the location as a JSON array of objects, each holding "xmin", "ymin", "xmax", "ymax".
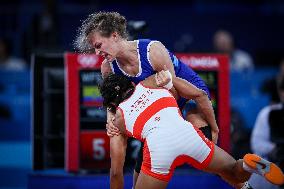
[{"xmin": 133, "ymin": 97, "xmax": 178, "ymax": 140}]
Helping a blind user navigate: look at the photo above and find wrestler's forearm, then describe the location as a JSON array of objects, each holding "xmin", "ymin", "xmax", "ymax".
[
  {"xmin": 110, "ymin": 135, "xmax": 127, "ymax": 189},
  {"xmin": 110, "ymin": 171, "xmax": 124, "ymax": 189},
  {"xmin": 195, "ymin": 93, "xmax": 218, "ymax": 131},
  {"xmin": 172, "ymin": 77, "xmax": 204, "ymax": 100},
  {"xmin": 172, "ymin": 77, "xmax": 218, "ymax": 131}
]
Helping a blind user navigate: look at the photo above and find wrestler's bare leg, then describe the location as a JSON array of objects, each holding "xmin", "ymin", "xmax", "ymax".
[{"xmin": 203, "ymin": 145, "xmax": 251, "ymax": 189}]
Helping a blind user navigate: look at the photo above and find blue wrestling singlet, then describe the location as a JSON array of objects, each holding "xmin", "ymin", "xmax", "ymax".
[{"xmin": 110, "ymin": 39, "xmax": 210, "ymax": 110}]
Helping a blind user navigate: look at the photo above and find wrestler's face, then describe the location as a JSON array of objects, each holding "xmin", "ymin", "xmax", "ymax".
[{"xmin": 88, "ymin": 32, "xmax": 120, "ymax": 62}]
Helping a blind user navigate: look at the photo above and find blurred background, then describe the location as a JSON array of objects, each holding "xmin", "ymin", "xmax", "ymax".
[{"xmin": 0, "ymin": 0, "xmax": 284, "ymax": 189}]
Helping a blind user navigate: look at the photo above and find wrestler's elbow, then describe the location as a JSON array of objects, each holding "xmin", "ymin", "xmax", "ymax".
[
  {"xmin": 195, "ymin": 90, "xmax": 208, "ymax": 102},
  {"xmin": 200, "ymin": 90, "xmax": 207, "ymax": 97}
]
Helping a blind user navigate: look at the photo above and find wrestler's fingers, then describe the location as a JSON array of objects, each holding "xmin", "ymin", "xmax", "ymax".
[
  {"xmin": 107, "ymin": 130, "xmax": 120, "ymax": 137},
  {"xmin": 161, "ymin": 70, "xmax": 169, "ymax": 79},
  {"xmin": 106, "ymin": 124, "xmax": 114, "ymax": 137},
  {"xmin": 163, "ymin": 64, "xmax": 169, "ymax": 71},
  {"xmin": 159, "ymin": 70, "xmax": 170, "ymax": 82},
  {"xmin": 106, "ymin": 125, "xmax": 120, "ymax": 136},
  {"xmin": 155, "ymin": 72, "xmax": 162, "ymax": 86},
  {"xmin": 109, "ymin": 124, "xmax": 119, "ymax": 132},
  {"xmin": 106, "ymin": 121, "xmax": 120, "ymax": 133},
  {"xmin": 157, "ymin": 70, "xmax": 166, "ymax": 79},
  {"xmin": 107, "ymin": 131, "xmax": 114, "ymax": 137}
]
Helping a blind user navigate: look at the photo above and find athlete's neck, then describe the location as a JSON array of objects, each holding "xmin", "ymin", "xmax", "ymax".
[{"xmin": 116, "ymin": 40, "xmax": 137, "ymax": 66}]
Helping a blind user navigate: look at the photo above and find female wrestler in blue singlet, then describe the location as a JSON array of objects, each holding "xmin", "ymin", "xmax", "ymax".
[
  {"xmin": 75, "ymin": 11, "xmax": 219, "ymax": 188},
  {"xmin": 110, "ymin": 39, "xmax": 210, "ymax": 110}
]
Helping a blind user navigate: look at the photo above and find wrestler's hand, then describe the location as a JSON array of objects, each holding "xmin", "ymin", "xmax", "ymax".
[
  {"xmin": 211, "ymin": 127, "xmax": 219, "ymax": 144},
  {"xmin": 106, "ymin": 117, "xmax": 121, "ymax": 137},
  {"xmin": 155, "ymin": 66, "xmax": 172, "ymax": 89}
]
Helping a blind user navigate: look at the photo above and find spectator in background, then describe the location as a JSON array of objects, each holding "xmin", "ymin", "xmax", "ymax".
[
  {"xmin": 0, "ymin": 38, "xmax": 27, "ymax": 71},
  {"xmin": 214, "ymin": 29, "xmax": 254, "ymax": 160},
  {"xmin": 261, "ymin": 77, "xmax": 280, "ymax": 105},
  {"xmin": 261, "ymin": 59, "xmax": 284, "ymax": 105},
  {"xmin": 249, "ymin": 62, "xmax": 284, "ymax": 189},
  {"xmin": 213, "ymin": 30, "xmax": 254, "ymax": 72}
]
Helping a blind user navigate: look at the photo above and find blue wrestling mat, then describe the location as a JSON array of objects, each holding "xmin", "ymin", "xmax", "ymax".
[{"xmin": 28, "ymin": 169, "xmax": 232, "ymax": 189}]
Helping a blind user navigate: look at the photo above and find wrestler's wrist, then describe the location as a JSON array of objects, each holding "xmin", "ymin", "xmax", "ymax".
[{"xmin": 162, "ymin": 70, "xmax": 173, "ymax": 90}]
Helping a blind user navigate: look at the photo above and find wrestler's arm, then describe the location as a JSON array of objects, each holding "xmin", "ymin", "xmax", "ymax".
[
  {"xmin": 110, "ymin": 110, "xmax": 127, "ymax": 189},
  {"xmin": 148, "ymin": 41, "xmax": 176, "ymax": 76},
  {"xmin": 148, "ymin": 42, "xmax": 178, "ymax": 98},
  {"xmin": 101, "ymin": 59, "xmax": 121, "ymax": 136},
  {"xmin": 172, "ymin": 77, "xmax": 219, "ymax": 138}
]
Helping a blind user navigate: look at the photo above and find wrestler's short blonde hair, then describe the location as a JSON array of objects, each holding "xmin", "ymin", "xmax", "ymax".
[{"xmin": 74, "ymin": 11, "xmax": 128, "ymax": 53}]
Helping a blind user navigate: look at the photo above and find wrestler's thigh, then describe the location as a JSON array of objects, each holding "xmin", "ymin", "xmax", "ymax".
[{"xmin": 203, "ymin": 144, "xmax": 237, "ymax": 174}]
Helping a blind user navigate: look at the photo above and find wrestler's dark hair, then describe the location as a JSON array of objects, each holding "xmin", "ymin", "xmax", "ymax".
[
  {"xmin": 99, "ymin": 74, "xmax": 135, "ymax": 113},
  {"xmin": 74, "ymin": 11, "xmax": 128, "ymax": 52}
]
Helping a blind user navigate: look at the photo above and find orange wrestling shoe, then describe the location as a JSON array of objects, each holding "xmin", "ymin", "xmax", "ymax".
[{"xmin": 244, "ymin": 154, "xmax": 284, "ymax": 185}]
